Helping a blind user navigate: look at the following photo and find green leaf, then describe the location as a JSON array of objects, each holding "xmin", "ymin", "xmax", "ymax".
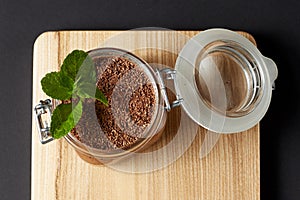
[
  {"xmin": 61, "ymin": 50, "xmax": 92, "ymax": 81},
  {"xmin": 95, "ymin": 88, "xmax": 108, "ymax": 106},
  {"xmin": 76, "ymin": 82, "xmax": 97, "ymax": 98},
  {"xmin": 76, "ymin": 55, "xmax": 95, "ymax": 83},
  {"xmin": 50, "ymin": 101, "xmax": 83, "ymax": 139},
  {"xmin": 76, "ymin": 82, "xmax": 108, "ymax": 106},
  {"xmin": 41, "ymin": 72, "xmax": 74, "ymax": 100}
]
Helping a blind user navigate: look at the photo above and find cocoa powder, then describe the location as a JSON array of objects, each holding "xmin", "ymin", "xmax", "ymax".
[{"xmin": 71, "ymin": 56, "xmax": 156, "ymax": 151}]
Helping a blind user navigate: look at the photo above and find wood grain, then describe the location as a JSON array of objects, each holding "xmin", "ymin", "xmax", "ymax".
[{"xmin": 32, "ymin": 31, "xmax": 259, "ymax": 200}]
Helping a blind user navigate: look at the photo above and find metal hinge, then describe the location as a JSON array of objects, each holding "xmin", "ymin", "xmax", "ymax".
[
  {"xmin": 272, "ymin": 82, "xmax": 276, "ymax": 90},
  {"xmin": 34, "ymin": 99, "xmax": 54, "ymax": 144},
  {"xmin": 156, "ymin": 68, "xmax": 184, "ymax": 111}
]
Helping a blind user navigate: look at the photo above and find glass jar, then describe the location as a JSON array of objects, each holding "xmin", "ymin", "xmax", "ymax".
[
  {"xmin": 35, "ymin": 48, "xmax": 168, "ymax": 165},
  {"xmin": 69, "ymin": 48, "xmax": 170, "ymax": 165}
]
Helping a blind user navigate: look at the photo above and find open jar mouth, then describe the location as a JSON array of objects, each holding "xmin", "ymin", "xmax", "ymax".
[
  {"xmin": 175, "ymin": 28, "xmax": 277, "ymax": 133},
  {"xmin": 64, "ymin": 48, "xmax": 165, "ymax": 159},
  {"xmin": 194, "ymin": 40, "xmax": 264, "ymax": 118}
]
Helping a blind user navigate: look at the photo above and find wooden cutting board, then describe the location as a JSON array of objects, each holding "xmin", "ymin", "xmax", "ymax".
[{"xmin": 32, "ymin": 31, "xmax": 259, "ymax": 200}]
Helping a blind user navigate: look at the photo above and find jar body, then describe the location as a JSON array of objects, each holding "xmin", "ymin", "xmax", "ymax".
[{"xmin": 64, "ymin": 48, "xmax": 167, "ymax": 165}]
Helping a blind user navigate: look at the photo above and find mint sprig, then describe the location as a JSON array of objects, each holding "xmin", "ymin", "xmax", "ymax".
[{"xmin": 41, "ymin": 50, "xmax": 107, "ymax": 139}]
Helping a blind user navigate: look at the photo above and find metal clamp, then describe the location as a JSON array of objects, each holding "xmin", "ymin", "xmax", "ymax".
[
  {"xmin": 156, "ymin": 68, "xmax": 184, "ymax": 111},
  {"xmin": 34, "ymin": 99, "xmax": 54, "ymax": 144}
]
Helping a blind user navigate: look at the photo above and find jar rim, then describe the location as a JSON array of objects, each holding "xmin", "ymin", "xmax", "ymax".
[
  {"xmin": 65, "ymin": 47, "xmax": 165, "ymax": 159},
  {"xmin": 194, "ymin": 39, "xmax": 264, "ymax": 118}
]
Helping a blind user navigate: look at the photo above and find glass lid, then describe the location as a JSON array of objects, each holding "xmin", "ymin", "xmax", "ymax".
[{"xmin": 174, "ymin": 29, "xmax": 277, "ymax": 133}]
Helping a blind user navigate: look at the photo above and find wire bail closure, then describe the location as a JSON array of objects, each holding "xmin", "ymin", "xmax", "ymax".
[
  {"xmin": 34, "ymin": 99, "xmax": 54, "ymax": 144},
  {"xmin": 156, "ymin": 68, "xmax": 183, "ymax": 112}
]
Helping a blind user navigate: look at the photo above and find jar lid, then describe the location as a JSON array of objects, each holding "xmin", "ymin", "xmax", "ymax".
[{"xmin": 174, "ymin": 29, "xmax": 277, "ymax": 133}]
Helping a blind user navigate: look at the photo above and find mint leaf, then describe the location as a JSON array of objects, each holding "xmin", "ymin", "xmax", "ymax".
[
  {"xmin": 50, "ymin": 101, "xmax": 83, "ymax": 139},
  {"xmin": 41, "ymin": 72, "xmax": 74, "ymax": 100},
  {"xmin": 70, "ymin": 51, "xmax": 108, "ymax": 105},
  {"xmin": 75, "ymin": 82, "xmax": 108, "ymax": 106},
  {"xmin": 95, "ymin": 88, "xmax": 108, "ymax": 106},
  {"xmin": 76, "ymin": 82, "xmax": 97, "ymax": 98},
  {"xmin": 61, "ymin": 50, "xmax": 92, "ymax": 81},
  {"xmin": 75, "ymin": 54, "xmax": 95, "ymax": 83}
]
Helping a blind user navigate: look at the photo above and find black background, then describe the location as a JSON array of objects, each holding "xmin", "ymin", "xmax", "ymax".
[{"xmin": 0, "ymin": 0, "xmax": 299, "ymax": 199}]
